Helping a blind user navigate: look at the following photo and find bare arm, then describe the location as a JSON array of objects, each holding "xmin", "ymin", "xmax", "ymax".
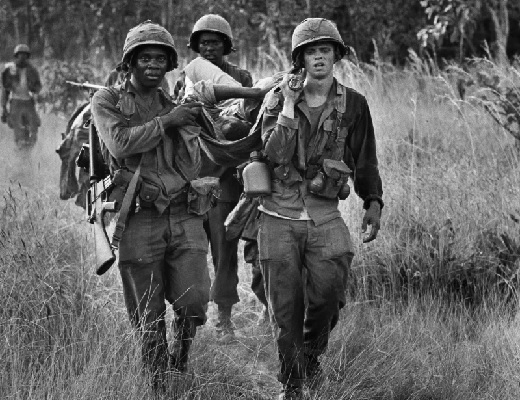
[{"xmin": 213, "ymin": 83, "xmax": 275, "ymax": 102}]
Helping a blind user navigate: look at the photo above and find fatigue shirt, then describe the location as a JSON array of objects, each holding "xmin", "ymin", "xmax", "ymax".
[
  {"xmin": 1, "ymin": 62, "xmax": 41, "ymax": 108},
  {"xmin": 91, "ymin": 82, "xmax": 199, "ymax": 214},
  {"xmin": 261, "ymin": 79, "xmax": 383, "ymax": 226}
]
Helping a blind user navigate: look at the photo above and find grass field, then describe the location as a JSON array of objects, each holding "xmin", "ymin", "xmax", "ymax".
[{"xmin": 1, "ymin": 58, "xmax": 519, "ymax": 399}]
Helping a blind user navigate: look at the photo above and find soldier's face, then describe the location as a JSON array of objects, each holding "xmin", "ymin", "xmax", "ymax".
[
  {"xmin": 132, "ymin": 45, "xmax": 169, "ymax": 88},
  {"xmin": 198, "ymin": 32, "xmax": 225, "ymax": 66},
  {"xmin": 15, "ymin": 52, "xmax": 29, "ymax": 67},
  {"xmin": 303, "ymin": 42, "xmax": 335, "ymax": 80}
]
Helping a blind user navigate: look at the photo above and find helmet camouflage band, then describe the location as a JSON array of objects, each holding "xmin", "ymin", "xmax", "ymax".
[
  {"xmin": 291, "ymin": 18, "xmax": 349, "ymax": 68},
  {"xmin": 188, "ymin": 14, "xmax": 234, "ymax": 55},
  {"xmin": 122, "ymin": 20, "xmax": 178, "ymax": 71},
  {"xmin": 14, "ymin": 44, "xmax": 31, "ymax": 56}
]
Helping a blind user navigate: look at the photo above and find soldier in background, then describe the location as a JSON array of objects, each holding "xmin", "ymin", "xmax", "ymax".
[
  {"xmin": 178, "ymin": 14, "xmax": 255, "ymax": 340},
  {"xmin": 1, "ymin": 44, "xmax": 42, "ymax": 148}
]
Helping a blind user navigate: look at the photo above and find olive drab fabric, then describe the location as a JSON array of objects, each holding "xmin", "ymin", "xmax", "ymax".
[
  {"xmin": 188, "ymin": 14, "xmax": 235, "ymax": 55},
  {"xmin": 291, "ymin": 18, "xmax": 349, "ymax": 67},
  {"xmin": 1, "ymin": 62, "xmax": 41, "ymax": 96},
  {"xmin": 260, "ymin": 80, "xmax": 383, "ymax": 224},
  {"xmin": 1, "ymin": 50, "xmax": 42, "ymax": 147},
  {"xmin": 121, "ymin": 20, "xmax": 178, "ymax": 70},
  {"xmin": 91, "ymin": 82, "xmax": 202, "ymax": 214},
  {"xmin": 57, "ymin": 102, "xmax": 90, "ymax": 206}
]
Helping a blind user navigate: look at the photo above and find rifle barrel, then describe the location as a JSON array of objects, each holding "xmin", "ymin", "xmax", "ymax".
[{"xmin": 66, "ymin": 81, "xmax": 105, "ymax": 91}]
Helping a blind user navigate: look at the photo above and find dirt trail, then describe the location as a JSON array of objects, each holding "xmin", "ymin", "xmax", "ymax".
[{"xmin": 0, "ymin": 112, "xmax": 65, "ymax": 191}]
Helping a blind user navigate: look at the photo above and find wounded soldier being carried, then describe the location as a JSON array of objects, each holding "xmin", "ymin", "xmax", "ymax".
[
  {"xmin": 179, "ymin": 55, "xmax": 282, "ymax": 144},
  {"xmin": 57, "ymin": 56, "xmax": 281, "ymax": 209}
]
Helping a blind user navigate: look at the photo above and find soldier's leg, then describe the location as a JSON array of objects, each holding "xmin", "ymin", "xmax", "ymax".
[
  {"xmin": 204, "ymin": 200, "xmax": 240, "ymax": 335},
  {"xmin": 9, "ymin": 99, "xmax": 24, "ymax": 145},
  {"xmin": 165, "ymin": 207, "xmax": 210, "ymax": 372},
  {"xmin": 118, "ymin": 208, "xmax": 170, "ymax": 381},
  {"xmin": 258, "ymin": 213, "xmax": 307, "ymax": 389},
  {"xmin": 244, "ymin": 238, "xmax": 267, "ymax": 307},
  {"xmin": 27, "ymin": 100, "xmax": 40, "ymax": 141},
  {"xmin": 303, "ymin": 217, "xmax": 354, "ymax": 386}
]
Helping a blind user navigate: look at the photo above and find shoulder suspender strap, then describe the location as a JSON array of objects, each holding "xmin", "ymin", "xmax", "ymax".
[
  {"xmin": 110, "ymin": 158, "xmax": 142, "ymax": 250},
  {"xmin": 313, "ymin": 86, "xmax": 347, "ymax": 164}
]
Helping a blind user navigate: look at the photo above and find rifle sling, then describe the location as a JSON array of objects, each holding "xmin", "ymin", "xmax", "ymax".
[{"xmin": 111, "ymin": 160, "xmax": 142, "ymax": 250}]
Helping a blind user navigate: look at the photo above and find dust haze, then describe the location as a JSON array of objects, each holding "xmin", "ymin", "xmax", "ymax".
[{"xmin": 0, "ymin": 112, "xmax": 65, "ymax": 192}]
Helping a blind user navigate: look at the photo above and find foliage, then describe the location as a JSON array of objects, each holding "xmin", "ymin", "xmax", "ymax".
[
  {"xmin": 38, "ymin": 60, "xmax": 105, "ymax": 116},
  {"xmin": 417, "ymin": 0, "xmax": 480, "ymax": 54},
  {"xmin": 465, "ymin": 58, "xmax": 520, "ymax": 144},
  {"xmin": 417, "ymin": 0, "xmax": 519, "ymax": 63},
  {"xmin": 0, "ymin": 0, "xmax": 428, "ymax": 68},
  {"xmin": 2, "ymin": 50, "xmax": 520, "ymax": 399}
]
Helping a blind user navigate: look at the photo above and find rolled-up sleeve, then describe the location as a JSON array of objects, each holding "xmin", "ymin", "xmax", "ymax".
[
  {"xmin": 347, "ymin": 98, "xmax": 384, "ymax": 209},
  {"xmin": 91, "ymin": 89, "xmax": 164, "ymax": 159}
]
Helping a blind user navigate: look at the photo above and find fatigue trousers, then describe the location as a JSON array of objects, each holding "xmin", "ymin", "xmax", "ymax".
[
  {"xmin": 244, "ymin": 238, "xmax": 268, "ymax": 308},
  {"xmin": 9, "ymin": 99, "xmax": 40, "ymax": 145},
  {"xmin": 258, "ymin": 213, "xmax": 354, "ymax": 387},
  {"xmin": 204, "ymin": 200, "xmax": 240, "ymax": 307},
  {"xmin": 118, "ymin": 203, "xmax": 210, "ymax": 376}
]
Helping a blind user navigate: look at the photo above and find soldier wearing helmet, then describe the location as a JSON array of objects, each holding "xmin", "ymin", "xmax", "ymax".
[
  {"xmin": 1, "ymin": 43, "xmax": 42, "ymax": 148},
  {"xmin": 90, "ymin": 21, "xmax": 210, "ymax": 390},
  {"xmin": 258, "ymin": 18, "xmax": 384, "ymax": 399},
  {"xmin": 176, "ymin": 14, "xmax": 258, "ymax": 342}
]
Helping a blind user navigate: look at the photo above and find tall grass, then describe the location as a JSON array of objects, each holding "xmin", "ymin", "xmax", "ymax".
[{"xmin": 1, "ymin": 56, "xmax": 520, "ymax": 399}]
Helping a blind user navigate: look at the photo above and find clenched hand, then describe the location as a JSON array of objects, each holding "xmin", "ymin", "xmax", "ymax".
[
  {"xmin": 361, "ymin": 201, "xmax": 381, "ymax": 243},
  {"xmin": 161, "ymin": 102, "xmax": 202, "ymax": 130}
]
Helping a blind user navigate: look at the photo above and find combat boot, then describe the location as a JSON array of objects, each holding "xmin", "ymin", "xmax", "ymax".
[
  {"xmin": 170, "ymin": 318, "xmax": 196, "ymax": 373},
  {"xmin": 215, "ymin": 304, "xmax": 235, "ymax": 341},
  {"xmin": 305, "ymin": 354, "xmax": 326, "ymax": 391},
  {"xmin": 277, "ymin": 384, "xmax": 304, "ymax": 400}
]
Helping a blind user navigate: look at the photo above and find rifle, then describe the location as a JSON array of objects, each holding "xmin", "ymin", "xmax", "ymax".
[
  {"xmin": 67, "ymin": 81, "xmax": 117, "ymax": 275},
  {"xmin": 66, "ymin": 81, "xmax": 105, "ymax": 92}
]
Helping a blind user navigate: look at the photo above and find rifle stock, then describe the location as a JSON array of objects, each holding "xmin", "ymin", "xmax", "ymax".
[
  {"xmin": 92, "ymin": 203, "xmax": 116, "ymax": 275},
  {"xmin": 85, "ymin": 112, "xmax": 117, "ymax": 275}
]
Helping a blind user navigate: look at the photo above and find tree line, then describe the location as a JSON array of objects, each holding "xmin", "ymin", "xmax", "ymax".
[{"xmin": 1, "ymin": 0, "xmax": 519, "ymax": 69}]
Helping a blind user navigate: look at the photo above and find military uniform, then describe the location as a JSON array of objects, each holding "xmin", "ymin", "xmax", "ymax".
[
  {"xmin": 90, "ymin": 21, "xmax": 210, "ymax": 385},
  {"xmin": 258, "ymin": 19, "xmax": 383, "ymax": 399},
  {"xmin": 183, "ymin": 14, "xmax": 255, "ymax": 335},
  {"xmin": 1, "ymin": 44, "xmax": 42, "ymax": 147}
]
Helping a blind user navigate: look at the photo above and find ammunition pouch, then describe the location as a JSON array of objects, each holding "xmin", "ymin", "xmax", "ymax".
[
  {"xmin": 138, "ymin": 180, "xmax": 160, "ymax": 209},
  {"xmin": 224, "ymin": 194, "xmax": 256, "ymax": 241},
  {"xmin": 108, "ymin": 168, "xmax": 139, "ymax": 212},
  {"xmin": 187, "ymin": 177, "xmax": 221, "ymax": 216},
  {"xmin": 308, "ymin": 159, "xmax": 351, "ymax": 200}
]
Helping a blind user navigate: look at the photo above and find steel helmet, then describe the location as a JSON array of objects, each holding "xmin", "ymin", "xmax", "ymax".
[
  {"xmin": 188, "ymin": 14, "xmax": 234, "ymax": 55},
  {"xmin": 14, "ymin": 44, "xmax": 31, "ymax": 56},
  {"xmin": 122, "ymin": 20, "xmax": 178, "ymax": 70},
  {"xmin": 291, "ymin": 18, "xmax": 349, "ymax": 68}
]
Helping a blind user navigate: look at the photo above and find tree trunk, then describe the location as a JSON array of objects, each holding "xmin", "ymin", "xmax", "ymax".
[
  {"xmin": 266, "ymin": 0, "xmax": 281, "ymax": 45},
  {"xmin": 458, "ymin": 20, "xmax": 464, "ymax": 64},
  {"xmin": 306, "ymin": 0, "xmax": 313, "ymax": 17},
  {"xmin": 488, "ymin": 0, "xmax": 509, "ymax": 65},
  {"xmin": 13, "ymin": 10, "xmax": 21, "ymax": 45},
  {"xmin": 26, "ymin": 0, "xmax": 32, "ymax": 47}
]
